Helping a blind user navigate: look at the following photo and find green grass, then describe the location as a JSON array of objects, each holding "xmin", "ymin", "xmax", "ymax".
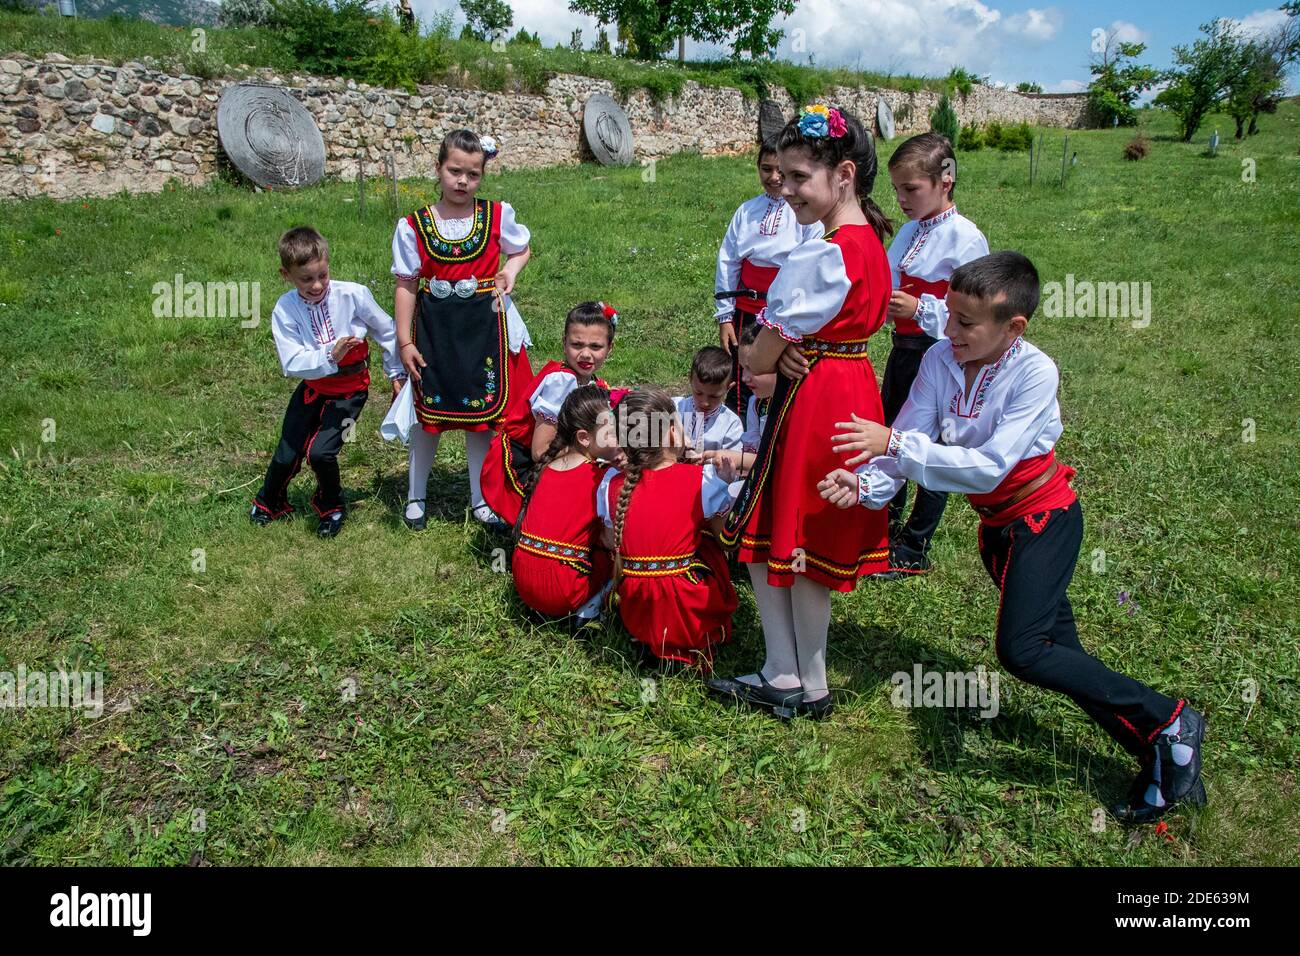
[
  {"xmin": 0, "ymin": 8, "xmax": 947, "ymax": 101},
  {"xmin": 1, "ymin": 103, "xmax": 1298, "ymax": 865}
]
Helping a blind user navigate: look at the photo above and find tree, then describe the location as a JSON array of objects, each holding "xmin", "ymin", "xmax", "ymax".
[
  {"xmin": 220, "ymin": 0, "xmax": 274, "ymax": 27},
  {"xmin": 1225, "ymin": 3, "xmax": 1300, "ymax": 137},
  {"xmin": 460, "ymin": 0, "xmax": 513, "ymax": 42},
  {"xmin": 1086, "ymin": 33, "xmax": 1158, "ymax": 127},
  {"xmin": 1155, "ymin": 19, "xmax": 1247, "ymax": 142},
  {"xmin": 930, "ymin": 94, "xmax": 959, "ymax": 148},
  {"xmin": 1016, "ymin": 81, "xmax": 1044, "ymax": 93},
  {"xmin": 568, "ymin": 0, "xmax": 797, "ymax": 60},
  {"xmin": 569, "ymin": 28, "xmax": 583, "ymax": 51}
]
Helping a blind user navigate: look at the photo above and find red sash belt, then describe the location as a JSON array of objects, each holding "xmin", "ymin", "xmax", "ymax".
[
  {"xmin": 305, "ymin": 341, "xmax": 370, "ymax": 402},
  {"xmin": 967, "ymin": 451, "xmax": 1077, "ymax": 527},
  {"xmin": 736, "ymin": 259, "xmax": 780, "ymax": 315},
  {"xmin": 896, "ymin": 272, "xmax": 948, "ymax": 336}
]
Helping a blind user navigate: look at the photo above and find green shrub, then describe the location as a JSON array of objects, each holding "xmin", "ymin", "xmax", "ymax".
[
  {"xmin": 361, "ymin": 14, "xmax": 451, "ymax": 92},
  {"xmin": 997, "ymin": 121, "xmax": 1034, "ymax": 151},
  {"xmin": 957, "ymin": 120, "xmax": 984, "ymax": 150},
  {"xmin": 930, "ymin": 93, "xmax": 959, "ymax": 147},
  {"xmin": 268, "ymin": 0, "xmax": 379, "ymax": 80}
]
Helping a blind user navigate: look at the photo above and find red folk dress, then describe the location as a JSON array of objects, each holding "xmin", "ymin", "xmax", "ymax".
[
  {"xmin": 599, "ymin": 463, "xmax": 738, "ymax": 665},
  {"xmin": 727, "ymin": 224, "xmax": 892, "ymax": 590},
  {"xmin": 512, "ymin": 460, "xmax": 611, "ymax": 618},
  {"xmin": 480, "ymin": 360, "xmax": 608, "ymax": 526}
]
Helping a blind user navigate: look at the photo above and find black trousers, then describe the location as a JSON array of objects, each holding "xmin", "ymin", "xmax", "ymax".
[
  {"xmin": 723, "ymin": 308, "xmax": 760, "ymax": 419},
  {"xmin": 881, "ymin": 333, "xmax": 947, "ymax": 559},
  {"xmin": 978, "ymin": 500, "xmax": 1180, "ymax": 758},
  {"xmin": 254, "ymin": 381, "xmax": 368, "ymax": 517}
]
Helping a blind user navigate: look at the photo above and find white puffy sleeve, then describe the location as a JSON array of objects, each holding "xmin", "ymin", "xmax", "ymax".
[
  {"xmin": 596, "ymin": 467, "xmax": 620, "ymax": 528},
  {"xmin": 885, "ymin": 351, "xmax": 1059, "ymax": 495},
  {"xmin": 498, "ymin": 202, "xmax": 531, "ymax": 255},
  {"xmin": 799, "ymin": 219, "xmax": 825, "ymax": 243},
  {"xmin": 529, "ymin": 371, "xmax": 573, "ymax": 425},
  {"xmin": 713, "ymin": 206, "xmax": 743, "ymax": 322},
  {"xmin": 390, "ymin": 218, "xmax": 421, "ymax": 281},
  {"xmin": 757, "ymin": 238, "xmax": 850, "ymax": 342},
  {"xmin": 700, "ymin": 464, "xmax": 735, "ymax": 517}
]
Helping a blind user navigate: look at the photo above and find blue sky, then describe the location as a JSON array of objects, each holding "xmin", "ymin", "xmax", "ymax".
[{"xmin": 405, "ymin": 0, "xmax": 1298, "ymax": 93}]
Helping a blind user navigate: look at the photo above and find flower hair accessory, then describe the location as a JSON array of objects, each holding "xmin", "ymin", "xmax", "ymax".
[
  {"xmin": 598, "ymin": 301, "xmax": 619, "ymax": 326},
  {"xmin": 480, "ymin": 135, "xmax": 500, "ymax": 160},
  {"xmin": 798, "ymin": 104, "xmax": 847, "ymax": 139}
]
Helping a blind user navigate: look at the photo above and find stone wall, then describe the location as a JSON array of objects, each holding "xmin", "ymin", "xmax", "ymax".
[{"xmin": 0, "ymin": 52, "xmax": 1091, "ymax": 201}]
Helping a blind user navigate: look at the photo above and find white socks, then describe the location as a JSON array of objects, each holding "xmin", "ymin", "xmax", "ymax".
[
  {"xmin": 406, "ymin": 428, "xmax": 440, "ymax": 520},
  {"xmin": 404, "ymin": 428, "xmax": 495, "ymax": 520},
  {"xmin": 465, "ymin": 430, "xmax": 490, "ymax": 510},
  {"xmin": 1145, "ymin": 717, "xmax": 1195, "ymax": 807},
  {"xmin": 743, "ymin": 564, "xmax": 801, "ymax": 690},
  {"xmin": 791, "ymin": 575, "xmax": 831, "ymax": 700}
]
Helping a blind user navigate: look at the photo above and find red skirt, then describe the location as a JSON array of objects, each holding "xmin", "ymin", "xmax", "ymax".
[
  {"xmin": 737, "ymin": 355, "xmax": 889, "ymax": 590},
  {"xmin": 420, "ymin": 345, "xmax": 535, "ymax": 435},
  {"xmin": 615, "ymin": 536, "xmax": 737, "ymax": 666},
  {"xmin": 513, "ymin": 546, "xmax": 611, "ymax": 619},
  {"xmin": 480, "ymin": 428, "xmax": 528, "ymax": 524}
]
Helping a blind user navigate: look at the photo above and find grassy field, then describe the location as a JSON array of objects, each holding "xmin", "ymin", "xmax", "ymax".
[{"xmin": 0, "ymin": 103, "xmax": 1297, "ymax": 866}]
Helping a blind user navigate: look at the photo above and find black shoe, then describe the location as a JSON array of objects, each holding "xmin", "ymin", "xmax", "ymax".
[
  {"xmin": 403, "ymin": 499, "xmax": 427, "ymax": 531},
  {"xmin": 1111, "ymin": 751, "xmax": 1209, "ymax": 826},
  {"xmin": 316, "ymin": 510, "xmax": 346, "ymax": 538},
  {"xmin": 1155, "ymin": 705, "xmax": 1205, "ymax": 804},
  {"xmin": 471, "ymin": 504, "xmax": 511, "ymax": 536},
  {"xmin": 794, "ymin": 691, "xmax": 835, "ymax": 720},
  {"xmin": 870, "ymin": 547, "xmax": 931, "ymax": 580},
  {"xmin": 707, "ymin": 674, "xmax": 806, "ymax": 719},
  {"xmin": 249, "ymin": 503, "xmax": 291, "ymax": 526}
]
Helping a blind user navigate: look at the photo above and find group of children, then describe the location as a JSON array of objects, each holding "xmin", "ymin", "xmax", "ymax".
[{"xmin": 248, "ymin": 112, "xmax": 1205, "ymax": 824}]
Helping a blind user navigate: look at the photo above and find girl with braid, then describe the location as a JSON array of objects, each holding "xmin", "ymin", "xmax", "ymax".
[
  {"xmin": 511, "ymin": 385, "xmax": 621, "ymax": 621},
  {"xmin": 596, "ymin": 389, "xmax": 738, "ymax": 668}
]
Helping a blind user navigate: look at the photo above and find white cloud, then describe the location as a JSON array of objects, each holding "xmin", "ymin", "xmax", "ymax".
[
  {"xmin": 1048, "ymin": 78, "xmax": 1086, "ymax": 93},
  {"xmin": 1004, "ymin": 7, "xmax": 1063, "ymax": 44},
  {"xmin": 1105, "ymin": 20, "xmax": 1150, "ymax": 45},
  {"xmin": 1229, "ymin": 8, "xmax": 1292, "ymax": 41}
]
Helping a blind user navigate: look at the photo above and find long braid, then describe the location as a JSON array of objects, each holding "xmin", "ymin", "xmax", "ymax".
[
  {"xmin": 610, "ymin": 459, "xmax": 643, "ymax": 587},
  {"xmin": 512, "ymin": 383, "xmax": 611, "ymax": 543},
  {"xmin": 513, "ymin": 432, "xmax": 569, "ymax": 546},
  {"xmin": 609, "ymin": 387, "xmax": 678, "ymax": 589}
]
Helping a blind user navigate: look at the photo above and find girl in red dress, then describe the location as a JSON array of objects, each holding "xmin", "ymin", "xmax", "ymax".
[
  {"xmin": 390, "ymin": 129, "xmax": 535, "ymax": 532},
  {"xmin": 710, "ymin": 105, "xmax": 894, "ymax": 719},
  {"xmin": 481, "ymin": 302, "xmax": 617, "ymax": 526},
  {"xmin": 512, "ymin": 385, "xmax": 620, "ymax": 621},
  {"xmin": 598, "ymin": 389, "xmax": 738, "ymax": 668}
]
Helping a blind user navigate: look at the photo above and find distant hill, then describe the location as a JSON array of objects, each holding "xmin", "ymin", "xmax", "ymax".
[{"xmin": 37, "ymin": 0, "xmax": 223, "ymax": 27}]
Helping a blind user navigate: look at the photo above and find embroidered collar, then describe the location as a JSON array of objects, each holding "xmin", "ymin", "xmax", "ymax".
[
  {"xmin": 296, "ymin": 282, "xmax": 330, "ymax": 308},
  {"xmin": 412, "ymin": 199, "xmax": 492, "ymax": 264},
  {"xmin": 918, "ymin": 205, "xmax": 958, "ymax": 230}
]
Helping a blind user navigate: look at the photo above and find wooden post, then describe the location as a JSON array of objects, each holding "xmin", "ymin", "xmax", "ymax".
[
  {"xmin": 388, "ymin": 153, "xmax": 399, "ymax": 219},
  {"xmin": 1059, "ymin": 134, "xmax": 1069, "ymax": 186},
  {"xmin": 357, "ymin": 156, "xmax": 365, "ymax": 217}
]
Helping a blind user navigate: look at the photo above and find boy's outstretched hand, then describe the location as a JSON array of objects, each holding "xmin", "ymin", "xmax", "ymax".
[
  {"xmin": 831, "ymin": 413, "xmax": 891, "ymax": 467},
  {"xmin": 818, "ymin": 468, "xmax": 858, "ymax": 509}
]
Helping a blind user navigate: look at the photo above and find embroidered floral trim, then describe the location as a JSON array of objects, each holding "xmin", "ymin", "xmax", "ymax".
[
  {"xmin": 518, "ymin": 532, "xmax": 591, "ymax": 567},
  {"xmin": 885, "ymin": 427, "xmax": 904, "ymax": 458},
  {"xmin": 800, "ymin": 337, "xmax": 870, "ymax": 357},
  {"xmin": 412, "ymin": 199, "xmax": 492, "ymax": 264},
  {"xmin": 758, "ymin": 196, "xmax": 784, "ymax": 237},
  {"xmin": 949, "ymin": 336, "xmax": 1025, "ymax": 419},
  {"xmin": 899, "ymin": 206, "xmax": 958, "ymax": 273}
]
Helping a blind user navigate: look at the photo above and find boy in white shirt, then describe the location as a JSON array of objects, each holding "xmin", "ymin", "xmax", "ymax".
[
  {"xmin": 675, "ymin": 346, "xmax": 744, "ymax": 457},
  {"xmin": 251, "ymin": 226, "xmax": 405, "ymax": 537},
  {"xmin": 820, "ymin": 252, "xmax": 1206, "ymax": 824}
]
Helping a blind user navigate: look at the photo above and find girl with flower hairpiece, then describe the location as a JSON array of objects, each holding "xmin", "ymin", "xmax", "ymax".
[
  {"xmin": 714, "ymin": 137, "xmax": 822, "ymax": 419},
  {"xmin": 708, "ymin": 104, "xmax": 895, "ymax": 720},
  {"xmin": 385, "ymin": 128, "xmax": 535, "ymax": 533},
  {"xmin": 479, "ymin": 302, "xmax": 618, "ymax": 527}
]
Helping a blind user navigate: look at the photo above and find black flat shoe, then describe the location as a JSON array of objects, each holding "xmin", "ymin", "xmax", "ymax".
[
  {"xmin": 403, "ymin": 499, "xmax": 427, "ymax": 531},
  {"xmin": 316, "ymin": 510, "xmax": 345, "ymax": 538},
  {"xmin": 707, "ymin": 674, "xmax": 805, "ymax": 719},
  {"xmin": 1156, "ymin": 705, "xmax": 1205, "ymax": 804},
  {"xmin": 1111, "ymin": 758, "xmax": 1208, "ymax": 825},
  {"xmin": 795, "ymin": 692, "xmax": 835, "ymax": 720},
  {"xmin": 250, "ymin": 503, "xmax": 291, "ymax": 526}
]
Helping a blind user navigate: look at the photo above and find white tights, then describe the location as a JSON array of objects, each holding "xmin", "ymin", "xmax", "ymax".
[
  {"xmin": 745, "ymin": 564, "xmax": 832, "ymax": 698},
  {"xmin": 405, "ymin": 428, "xmax": 492, "ymax": 519}
]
